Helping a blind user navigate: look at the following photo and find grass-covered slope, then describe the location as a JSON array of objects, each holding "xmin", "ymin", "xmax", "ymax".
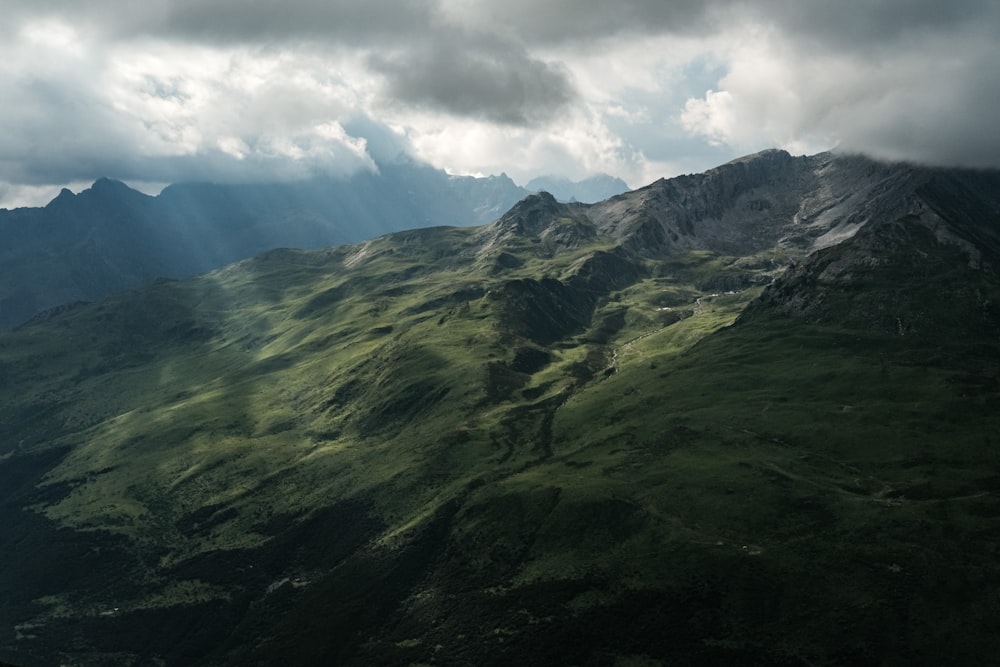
[{"xmin": 1, "ymin": 168, "xmax": 999, "ymax": 665}]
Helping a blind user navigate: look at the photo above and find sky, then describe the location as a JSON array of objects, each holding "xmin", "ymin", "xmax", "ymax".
[{"xmin": 2, "ymin": 0, "xmax": 998, "ymax": 208}]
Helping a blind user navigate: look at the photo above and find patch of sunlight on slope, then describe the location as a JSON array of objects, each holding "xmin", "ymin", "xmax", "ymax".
[
  {"xmin": 549, "ymin": 287, "xmax": 760, "ymax": 456},
  {"xmin": 422, "ymin": 287, "xmax": 768, "ymax": 586}
]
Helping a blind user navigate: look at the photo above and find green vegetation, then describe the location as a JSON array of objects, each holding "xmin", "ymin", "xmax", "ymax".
[{"xmin": 0, "ymin": 195, "xmax": 998, "ymax": 666}]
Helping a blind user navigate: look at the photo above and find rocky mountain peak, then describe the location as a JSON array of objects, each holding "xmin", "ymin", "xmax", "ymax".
[
  {"xmin": 586, "ymin": 149, "xmax": 818, "ymax": 257},
  {"xmin": 481, "ymin": 191, "xmax": 581, "ymax": 245},
  {"xmin": 494, "ymin": 191, "xmax": 563, "ymax": 234},
  {"xmin": 584, "ymin": 150, "xmax": 1000, "ymax": 264},
  {"xmin": 44, "ymin": 187, "xmax": 77, "ymax": 209},
  {"xmin": 740, "ymin": 161, "xmax": 1000, "ymax": 338},
  {"xmin": 719, "ymin": 147, "xmax": 791, "ymax": 165},
  {"xmin": 470, "ymin": 191, "xmax": 598, "ymax": 271},
  {"xmin": 88, "ymin": 177, "xmax": 133, "ymax": 195},
  {"xmin": 699, "ymin": 148, "xmax": 803, "ymax": 199}
]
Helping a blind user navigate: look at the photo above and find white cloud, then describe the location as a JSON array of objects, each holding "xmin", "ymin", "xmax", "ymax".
[
  {"xmin": 681, "ymin": 90, "xmax": 736, "ymax": 147},
  {"xmin": 0, "ymin": 32, "xmax": 379, "ymax": 194},
  {"xmin": 678, "ymin": 23, "xmax": 1000, "ymax": 166},
  {"xmin": 18, "ymin": 17, "xmax": 89, "ymax": 55}
]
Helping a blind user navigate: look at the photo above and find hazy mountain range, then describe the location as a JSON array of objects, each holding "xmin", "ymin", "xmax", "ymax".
[
  {"xmin": 0, "ymin": 159, "xmax": 630, "ymax": 331},
  {"xmin": 525, "ymin": 173, "xmax": 630, "ymax": 203},
  {"xmin": 0, "ymin": 160, "xmax": 523, "ymax": 330},
  {"xmin": 1, "ymin": 149, "xmax": 998, "ymax": 665}
]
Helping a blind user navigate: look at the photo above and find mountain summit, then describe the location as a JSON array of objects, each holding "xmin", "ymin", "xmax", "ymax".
[{"xmin": 1, "ymin": 150, "xmax": 998, "ymax": 666}]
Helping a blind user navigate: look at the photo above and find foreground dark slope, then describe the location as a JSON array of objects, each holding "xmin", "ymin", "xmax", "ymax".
[
  {"xmin": 0, "ymin": 162, "xmax": 528, "ymax": 330},
  {"xmin": 1, "ymin": 151, "xmax": 999, "ymax": 665}
]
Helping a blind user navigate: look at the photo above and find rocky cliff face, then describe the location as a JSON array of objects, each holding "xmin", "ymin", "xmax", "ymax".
[
  {"xmin": 466, "ymin": 150, "xmax": 1000, "ymax": 336},
  {"xmin": 586, "ymin": 149, "xmax": 815, "ymax": 256},
  {"xmin": 472, "ymin": 191, "xmax": 595, "ymax": 261},
  {"xmin": 739, "ymin": 162, "xmax": 1000, "ymax": 341},
  {"xmin": 585, "ymin": 149, "xmax": 986, "ymax": 261}
]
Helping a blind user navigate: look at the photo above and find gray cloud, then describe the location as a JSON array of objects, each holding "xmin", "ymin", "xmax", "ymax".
[
  {"xmin": 370, "ymin": 37, "xmax": 575, "ymax": 125},
  {"xmin": 762, "ymin": 0, "xmax": 995, "ymax": 53},
  {"xmin": 147, "ymin": 0, "xmax": 438, "ymax": 44},
  {"xmin": 0, "ymin": 64, "xmax": 376, "ymax": 191},
  {"xmin": 831, "ymin": 43, "xmax": 1000, "ymax": 168},
  {"xmin": 8, "ymin": 0, "xmax": 997, "ymax": 54},
  {"xmin": 439, "ymin": 0, "xmax": 713, "ymax": 43},
  {"xmin": 2, "ymin": 0, "xmax": 437, "ymax": 43},
  {"xmin": 5, "ymin": 0, "xmax": 579, "ymax": 133},
  {"xmin": 443, "ymin": 0, "xmax": 999, "ymax": 48},
  {"xmin": 0, "ymin": 75, "xmax": 129, "ymax": 185},
  {"xmin": 674, "ymin": 0, "xmax": 1000, "ymax": 169}
]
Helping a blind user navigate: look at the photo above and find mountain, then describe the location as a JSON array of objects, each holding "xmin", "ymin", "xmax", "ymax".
[
  {"xmin": 0, "ymin": 161, "xmax": 529, "ymax": 330},
  {"xmin": 526, "ymin": 172, "xmax": 630, "ymax": 203},
  {"xmin": 1, "ymin": 150, "xmax": 999, "ymax": 666}
]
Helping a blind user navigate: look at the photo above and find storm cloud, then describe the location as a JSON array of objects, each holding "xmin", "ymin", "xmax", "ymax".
[
  {"xmin": 2, "ymin": 0, "xmax": 998, "ymax": 207},
  {"xmin": 370, "ymin": 37, "xmax": 575, "ymax": 125}
]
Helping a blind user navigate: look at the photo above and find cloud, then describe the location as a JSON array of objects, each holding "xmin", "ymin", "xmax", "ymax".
[
  {"xmin": 680, "ymin": 19, "xmax": 1000, "ymax": 167},
  {"xmin": 0, "ymin": 26, "xmax": 378, "ymax": 189},
  {"xmin": 1, "ymin": 0, "xmax": 438, "ymax": 44},
  {"xmin": 1, "ymin": 0, "xmax": 999, "ymax": 207},
  {"xmin": 370, "ymin": 37, "xmax": 575, "ymax": 125},
  {"xmin": 0, "ymin": 0, "xmax": 583, "ymax": 201},
  {"xmin": 761, "ymin": 0, "xmax": 992, "ymax": 53},
  {"xmin": 439, "ymin": 0, "xmax": 1000, "ymax": 169},
  {"xmin": 124, "ymin": 0, "xmax": 580, "ymax": 126},
  {"xmin": 398, "ymin": 104, "xmax": 648, "ymax": 187},
  {"xmin": 438, "ymin": 0, "xmax": 714, "ymax": 43},
  {"xmin": 440, "ymin": 0, "xmax": 996, "ymax": 50}
]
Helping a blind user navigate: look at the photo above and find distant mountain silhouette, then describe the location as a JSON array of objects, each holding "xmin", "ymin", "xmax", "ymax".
[
  {"xmin": 526, "ymin": 172, "xmax": 630, "ymax": 203},
  {"xmin": 0, "ymin": 160, "xmax": 529, "ymax": 329}
]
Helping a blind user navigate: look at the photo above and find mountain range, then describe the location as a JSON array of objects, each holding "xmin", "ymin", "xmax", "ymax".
[
  {"xmin": 1, "ymin": 149, "xmax": 998, "ymax": 665},
  {"xmin": 0, "ymin": 161, "xmax": 633, "ymax": 332},
  {"xmin": 0, "ymin": 160, "xmax": 533, "ymax": 331},
  {"xmin": 525, "ymin": 173, "xmax": 630, "ymax": 203}
]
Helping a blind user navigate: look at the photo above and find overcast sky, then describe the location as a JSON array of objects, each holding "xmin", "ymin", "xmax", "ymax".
[{"xmin": 2, "ymin": 0, "xmax": 998, "ymax": 208}]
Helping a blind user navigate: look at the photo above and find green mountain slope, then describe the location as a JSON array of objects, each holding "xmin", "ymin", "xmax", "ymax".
[{"xmin": 1, "ymin": 153, "xmax": 999, "ymax": 666}]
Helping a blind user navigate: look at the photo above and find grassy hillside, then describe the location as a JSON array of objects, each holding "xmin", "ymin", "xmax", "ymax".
[{"xmin": 1, "ymin": 189, "xmax": 999, "ymax": 665}]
